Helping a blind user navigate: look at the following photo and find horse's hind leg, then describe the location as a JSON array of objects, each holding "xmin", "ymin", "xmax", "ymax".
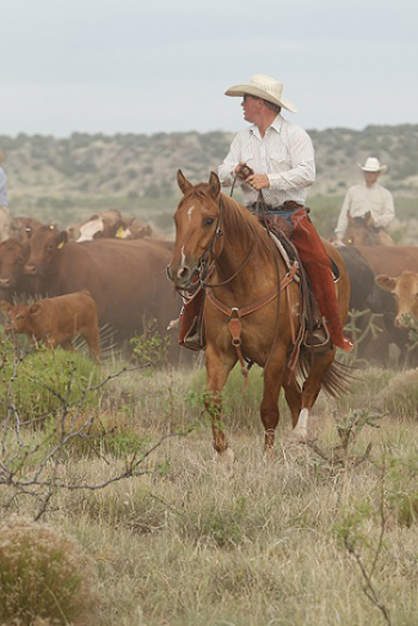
[
  {"xmin": 282, "ymin": 374, "xmax": 302, "ymax": 428},
  {"xmin": 205, "ymin": 344, "xmax": 237, "ymax": 458},
  {"xmin": 293, "ymin": 348, "xmax": 336, "ymax": 440}
]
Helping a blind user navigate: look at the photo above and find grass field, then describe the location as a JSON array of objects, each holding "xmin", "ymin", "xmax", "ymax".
[{"xmin": 1, "ymin": 345, "xmax": 418, "ymax": 626}]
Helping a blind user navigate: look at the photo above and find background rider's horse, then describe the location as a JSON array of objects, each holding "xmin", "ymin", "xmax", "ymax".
[
  {"xmin": 167, "ymin": 172, "xmax": 351, "ymax": 459},
  {"xmin": 343, "ymin": 211, "xmax": 394, "ymax": 246}
]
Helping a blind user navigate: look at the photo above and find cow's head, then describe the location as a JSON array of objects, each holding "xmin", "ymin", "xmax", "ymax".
[
  {"xmin": 1, "ymin": 301, "xmax": 33, "ymax": 334},
  {"xmin": 24, "ymin": 226, "xmax": 68, "ymax": 277},
  {"xmin": 376, "ymin": 271, "xmax": 418, "ymax": 327},
  {"xmin": 0, "ymin": 239, "xmax": 28, "ymax": 288}
]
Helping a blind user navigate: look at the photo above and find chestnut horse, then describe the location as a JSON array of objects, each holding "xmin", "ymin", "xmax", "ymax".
[
  {"xmin": 343, "ymin": 212, "xmax": 394, "ymax": 246},
  {"xmin": 167, "ymin": 172, "xmax": 351, "ymax": 459}
]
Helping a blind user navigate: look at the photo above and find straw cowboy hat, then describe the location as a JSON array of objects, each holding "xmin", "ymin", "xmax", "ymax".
[
  {"xmin": 358, "ymin": 157, "xmax": 388, "ymax": 173},
  {"xmin": 225, "ymin": 74, "xmax": 297, "ymax": 113}
]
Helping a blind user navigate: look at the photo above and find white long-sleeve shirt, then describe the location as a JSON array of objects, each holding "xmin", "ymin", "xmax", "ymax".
[
  {"xmin": 218, "ymin": 114, "xmax": 315, "ymax": 207},
  {"xmin": 0, "ymin": 167, "xmax": 8, "ymax": 207},
  {"xmin": 335, "ymin": 182, "xmax": 395, "ymax": 236}
]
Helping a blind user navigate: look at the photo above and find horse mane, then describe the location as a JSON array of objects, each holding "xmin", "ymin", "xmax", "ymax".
[{"xmin": 180, "ymin": 184, "xmax": 276, "ymax": 261}]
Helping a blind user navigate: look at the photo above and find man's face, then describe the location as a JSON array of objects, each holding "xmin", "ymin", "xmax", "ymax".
[
  {"xmin": 241, "ymin": 94, "xmax": 263, "ymax": 123},
  {"xmin": 364, "ymin": 171, "xmax": 380, "ymax": 186}
]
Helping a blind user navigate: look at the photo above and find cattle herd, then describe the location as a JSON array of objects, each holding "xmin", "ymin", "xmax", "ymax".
[
  {"xmin": 338, "ymin": 245, "xmax": 418, "ymax": 365},
  {"xmin": 1, "ymin": 209, "xmax": 417, "ymax": 368},
  {"xmin": 0, "ymin": 211, "xmax": 183, "ymax": 362}
]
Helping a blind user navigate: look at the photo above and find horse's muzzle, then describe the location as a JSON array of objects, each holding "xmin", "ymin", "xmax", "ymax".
[{"xmin": 167, "ymin": 257, "xmax": 200, "ymax": 290}]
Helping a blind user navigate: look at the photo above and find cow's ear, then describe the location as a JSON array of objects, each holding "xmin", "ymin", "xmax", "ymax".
[
  {"xmin": 209, "ymin": 172, "xmax": 221, "ymax": 199},
  {"xmin": 29, "ymin": 302, "xmax": 42, "ymax": 315},
  {"xmin": 376, "ymin": 274, "xmax": 397, "ymax": 292},
  {"xmin": 0, "ymin": 301, "xmax": 11, "ymax": 313},
  {"xmin": 57, "ymin": 231, "xmax": 68, "ymax": 249},
  {"xmin": 177, "ymin": 170, "xmax": 192, "ymax": 195}
]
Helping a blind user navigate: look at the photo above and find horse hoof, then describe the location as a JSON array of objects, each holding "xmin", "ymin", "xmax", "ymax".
[
  {"xmin": 215, "ymin": 447, "xmax": 235, "ymax": 466},
  {"xmin": 290, "ymin": 427, "xmax": 308, "ymax": 443}
]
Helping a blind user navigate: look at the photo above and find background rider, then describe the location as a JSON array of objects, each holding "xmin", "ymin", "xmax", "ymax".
[{"xmin": 334, "ymin": 156, "xmax": 395, "ymax": 245}]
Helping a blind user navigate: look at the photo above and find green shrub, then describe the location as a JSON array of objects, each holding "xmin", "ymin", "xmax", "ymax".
[
  {"xmin": 0, "ymin": 518, "xmax": 98, "ymax": 625},
  {"xmin": 0, "ymin": 342, "xmax": 103, "ymax": 422}
]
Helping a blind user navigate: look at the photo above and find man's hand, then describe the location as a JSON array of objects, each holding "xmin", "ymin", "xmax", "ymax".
[
  {"xmin": 235, "ymin": 162, "xmax": 254, "ymax": 180},
  {"xmin": 246, "ymin": 173, "xmax": 270, "ymax": 190}
]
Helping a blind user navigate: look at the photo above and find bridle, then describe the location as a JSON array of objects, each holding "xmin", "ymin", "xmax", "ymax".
[{"xmin": 172, "ymin": 193, "xmax": 256, "ymax": 296}]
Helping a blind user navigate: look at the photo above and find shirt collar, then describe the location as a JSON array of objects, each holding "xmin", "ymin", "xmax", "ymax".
[{"xmin": 250, "ymin": 114, "xmax": 284, "ymax": 138}]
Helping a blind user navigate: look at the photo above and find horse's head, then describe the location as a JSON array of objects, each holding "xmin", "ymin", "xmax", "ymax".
[
  {"xmin": 343, "ymin": 211, "xmax": 376, "ymax": 246},
  {"xmin": 167, "ymin": 171, "xmax": 223, "ymax": 290}
]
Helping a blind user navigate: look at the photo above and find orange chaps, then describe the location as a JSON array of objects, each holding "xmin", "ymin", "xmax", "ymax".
[{"xmin": 284, "ymin": 208, "xmax": 352, "ymax": 352}]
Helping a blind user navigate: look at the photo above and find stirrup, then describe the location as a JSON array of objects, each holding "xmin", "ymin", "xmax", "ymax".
[
  {"xmin": 182, "ymin": 315, "xmax": 206, "ymax": 351},
  {"xmin": 303, "ymin": 321, "xmax": 331, "ymax": 351}
]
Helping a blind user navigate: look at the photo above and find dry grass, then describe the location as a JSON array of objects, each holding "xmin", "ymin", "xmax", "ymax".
[{"xmin": 1, "ymin": 361, "xmax": 418, "ymax": 625}]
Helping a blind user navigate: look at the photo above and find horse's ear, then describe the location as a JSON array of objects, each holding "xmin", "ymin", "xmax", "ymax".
[
  {"xmin": 177, "ymin": 170, "xmax": 192, "ymax": 195},
  {"xmin": 375, "ymin": 274, "xmax": 397, "ymax": 292},
  {"xmin": 347, "ymin": 212, "xmax": 354, "ymax": 224},
  {"xmin": 209, "ymin": 172, "xmax": 221, "ymax": 199},
  {"xmin": 364, "ymin": 211, "xmax": 373, "ymax": 225}
]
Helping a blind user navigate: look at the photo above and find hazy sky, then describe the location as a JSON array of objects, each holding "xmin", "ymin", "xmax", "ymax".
[{"xmin": 3, "ymin": 0, "xmax": 417, "ymax": 137}]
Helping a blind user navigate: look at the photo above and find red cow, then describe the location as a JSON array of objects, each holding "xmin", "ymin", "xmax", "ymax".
[
  {"xmin": 23, "ymin": 226, "xmax": 181, "ymax": 360},
  {"xmin": 376, "ymin": 271, "xmax": 418, "ymax": 328},
  {"xmin": 356, "ymin": 246, "xmax": 418, "ymax": 364},
  {"xmin": 0, "ymin": 238, "xmax": 38, "ymax": 302},
  {"xmin": 1, "ymin": 290, "xmax": 100, "ymax": 362}
]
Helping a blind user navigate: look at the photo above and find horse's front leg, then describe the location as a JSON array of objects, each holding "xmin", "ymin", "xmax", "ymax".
[
  {"xmin": 205, "ymin": 343, "xmax": 237, "ymax": 459},
  {"xmin": 261, "ymin": 344, "xmax": 288, "ymax": 453}
]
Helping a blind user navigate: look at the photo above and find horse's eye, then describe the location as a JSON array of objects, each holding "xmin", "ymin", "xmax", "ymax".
[{"xmin": 204, "ymin": 217, "xmax": 214, "ymax": 227}]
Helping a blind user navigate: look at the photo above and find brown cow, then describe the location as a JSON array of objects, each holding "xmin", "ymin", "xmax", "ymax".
[
  {"xmin": 23, "ymin": 226, "xmax": 181, "ymax": 360},
  {"xmin": 0, "ymin": 238, "xmax": 39, "ymax": 302},
  {"xmin": 9, "ymin": 216, "xmax": 43, "ymax": 244},
  {"xmin": 1, "ymin": 290, "xmax": 100, "ymax": 362},
  {"xmin": 356, "ymin": 246, "xmax": 418, "ymax": 275},
  {"xmin": 356, "ymin": 246, "xmax": 418, "ymax": 363},
  {"xmin": 376, "ymin": 271, "xmax": 418, "ymax": 328}
]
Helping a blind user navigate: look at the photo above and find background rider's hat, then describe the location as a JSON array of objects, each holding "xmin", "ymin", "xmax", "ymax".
[
  {"xmin": 358, "ymin": 157, "xmax": 388, "ymax": 173},
  {"xmin": 225, "ymin": 74, "xmax": 297, "ymax": 113}
]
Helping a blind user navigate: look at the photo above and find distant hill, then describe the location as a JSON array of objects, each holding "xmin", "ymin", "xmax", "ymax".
[{"xmin": 1, "ymin": 125, "xmax": 418, "ymax": 235}]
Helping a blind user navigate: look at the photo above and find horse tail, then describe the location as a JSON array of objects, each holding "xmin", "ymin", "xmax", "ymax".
[
  {"xmin": 320, "ymin": 360, "xmax": 356, "ymax": 397},
  {"xmin": 298, "ymin": 355, "xmax": 356, "ymax": 398}
]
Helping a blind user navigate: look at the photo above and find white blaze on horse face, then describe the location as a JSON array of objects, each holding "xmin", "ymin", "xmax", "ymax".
[
  {"xmin": 187, "ymin": 205, "xmax": 195, "ymax": 222},
  {"xmin": 76, "ymin": 217, "xmax": 104, "ymax": 242},
  {"xmin": 176, "ymin": 245, "xmax": 187, "ymax": 278}
]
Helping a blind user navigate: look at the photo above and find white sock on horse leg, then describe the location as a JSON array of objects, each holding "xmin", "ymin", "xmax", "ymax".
[{"xmin": 294, "ymin": 408, "xmax": 309, "ymax": 438}]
